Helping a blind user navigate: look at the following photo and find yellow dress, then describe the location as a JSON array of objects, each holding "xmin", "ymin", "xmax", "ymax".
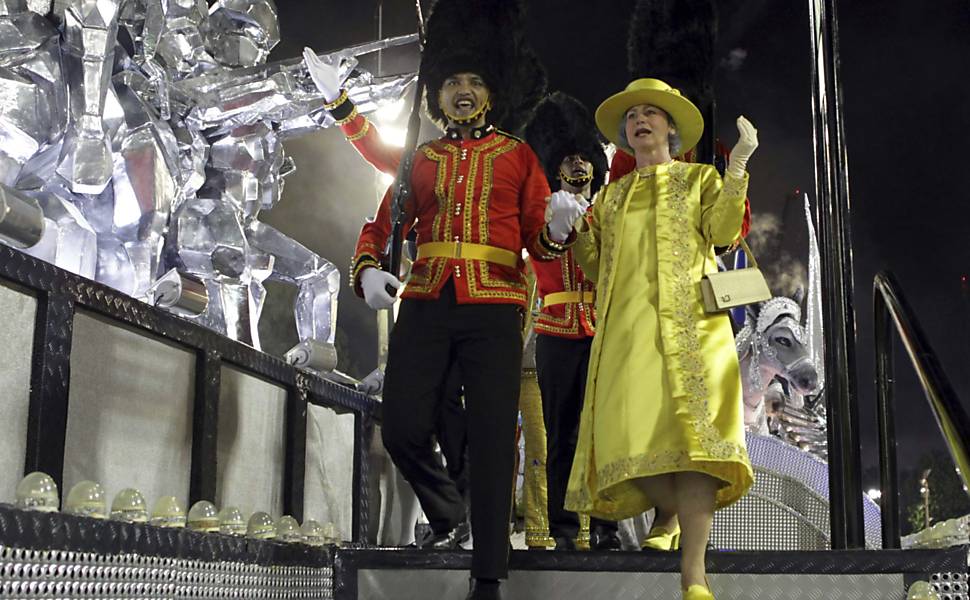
[{"xmin": 564, "ymin": 161, "xmax": 754, "ymax": 521}]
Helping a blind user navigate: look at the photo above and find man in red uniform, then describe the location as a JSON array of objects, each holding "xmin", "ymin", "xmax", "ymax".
[
  {"xmin": 312, "ymin": 2, "xmax": 578, "ymax": 598},
  {"xmin": 523, "ymin": 92, "xmax": 622, "ymax": 551},
  {"xmin": 304, "ymin": 48, "xmax": 474, "ymax": 551}
]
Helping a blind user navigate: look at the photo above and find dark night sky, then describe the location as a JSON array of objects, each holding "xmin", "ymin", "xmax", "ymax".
[{"xmin": 267, "ymin": 0, "xmax": 970, "ymax": 489}]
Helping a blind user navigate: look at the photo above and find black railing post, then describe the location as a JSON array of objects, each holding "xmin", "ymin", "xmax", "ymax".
[
  {"xmin": 873, "ymin": 288, "xmax": 901, "ymax": 548},
  {"xmin": 808, "ymin": 0, "xmax": 866, "ymax": 549},
  {"xmin": 189, "ymin": 350, "xmax": 221, "ymax": 505},
  {"xmin": 351, "ymin": 411, "xmax": 374, "ymax": 544},
  {"xmin": 284, "ymin": 377, "xmax": 310, "ymax": 522},
  {"xmin": 24, "ymin": 292, "xmax": 75, "ymax": 487}
]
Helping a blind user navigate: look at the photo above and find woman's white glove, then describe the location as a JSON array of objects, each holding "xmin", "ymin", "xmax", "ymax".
[
  {"xmin": 303, "ymin": 47, "xmax": 343, "ymax": 103},
  {"xmin": 726, "ymin": 115, "xmax": 759, "ymax": 179},
  {"xmin": 546, "ymin": 190, "xmax": 589, "ymax": 242},
  {"xmin": 360, "ymin": 267, "xmax": 402, "ymax": 310}
]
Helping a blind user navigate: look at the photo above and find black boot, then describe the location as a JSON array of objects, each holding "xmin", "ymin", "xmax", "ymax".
[
  {"xmin": 552, "ymin": 536, "xmax": 577, "ymax": 551},
  {"xmin": 465, "ymin": 578, "xmax": 503, "ymax": 600},
  {"xmin": 589, "ymin": 526, "xmax": 622, "ymax": 551},
  {"xmin": 418, "ymin": 519, "xmax": 471, "ymax": 549}
]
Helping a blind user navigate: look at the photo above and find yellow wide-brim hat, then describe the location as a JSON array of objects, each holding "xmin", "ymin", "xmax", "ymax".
[{"xmin": 595, "ymin": 78, "xmax": 704, "ymax": 154}]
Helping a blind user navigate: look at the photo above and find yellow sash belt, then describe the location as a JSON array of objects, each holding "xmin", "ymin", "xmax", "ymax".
[
  {"xmin": 543, "ymin": 291, "xmax": 595, "ymax": 306},
  {"xmin": 416, "ymin": 241, "xmax": 519, "ymax": 268}
]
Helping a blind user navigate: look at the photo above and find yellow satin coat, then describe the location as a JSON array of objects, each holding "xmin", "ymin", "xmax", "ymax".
[{"xmin": 564, "ymin": 161, "xmax": 754, "ymax": 521}]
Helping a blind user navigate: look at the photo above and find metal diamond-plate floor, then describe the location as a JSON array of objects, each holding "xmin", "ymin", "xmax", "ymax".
[{"xmin": 358, "ymin": 570, "xmax": 904, "ymax": 600}]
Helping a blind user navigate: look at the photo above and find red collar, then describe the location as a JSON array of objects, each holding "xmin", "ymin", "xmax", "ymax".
[{"xmin": 444, "ymin": 124, "xmax": 496, "ymax": 142}]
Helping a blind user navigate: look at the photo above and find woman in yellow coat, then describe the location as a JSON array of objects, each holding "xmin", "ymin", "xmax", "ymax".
[{"xmin": 552, "ymin": 79, "xmax": 759, "ymax": 600}]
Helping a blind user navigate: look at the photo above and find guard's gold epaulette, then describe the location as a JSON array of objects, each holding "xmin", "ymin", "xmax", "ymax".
[
  {"xmin": 417, "ymin": 140, "xmax": 442, "ymax": 160},
  {"xmin": 496, "ymin": 129, "xmax": 524, "ymax": 144}
]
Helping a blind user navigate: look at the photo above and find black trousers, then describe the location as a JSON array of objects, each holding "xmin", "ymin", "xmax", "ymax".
[
  {"xmin": 437, "ymin": 362, "xmax": 469, "ymax": 503},
  {"xmin": 536, "ymin": 334, "xmax": 618, "ymax": 540},
  {"xmin": 382, "ymin": 282, "xmax": 522, "ymax": 579}
]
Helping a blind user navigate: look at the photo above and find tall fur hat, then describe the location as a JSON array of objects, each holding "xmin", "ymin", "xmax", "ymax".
[
  {"xmin": 626, "ymin": 0, "xmax": 717, "ymax": 107},
  {"xmin": 525, "ymin": 92, "xmax": 608, "ymax": 196},
  {"xmin": 421, "ymin": 0, "xmax": 546, "ymax": 132}
]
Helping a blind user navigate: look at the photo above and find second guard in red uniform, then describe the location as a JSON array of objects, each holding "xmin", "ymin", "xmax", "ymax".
[{"xmin": 523, "ymin": 92, "xmax": 622, "ymax": 551}]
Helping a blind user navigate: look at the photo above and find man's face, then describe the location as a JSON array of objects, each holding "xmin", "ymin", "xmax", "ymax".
[
  {"xmin": 438, "ymin": 72, "xmax": 490, "ymax": 122},
  {"xmin": 559, "ymin": 154, "xmax": 593, "ymax": 181},
  {"xmin": 624, "ymin": 103, "xmax": 674, "ymax": 153}
]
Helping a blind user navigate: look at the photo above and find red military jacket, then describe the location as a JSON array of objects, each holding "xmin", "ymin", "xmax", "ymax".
[
  {"xmin": 347, "ymin": 115, "xmax": 568, "ymax": 308},
  {"xmin": 530, "ymin": 246, "xmax": 596, "ymax": 339},
  {"xmin": 338, "ymin": 108, "xmax": 402, "ymax": 174},
  {"xmin": 335, "ymin": 103, "xmax": 589, "ymax": 326}
]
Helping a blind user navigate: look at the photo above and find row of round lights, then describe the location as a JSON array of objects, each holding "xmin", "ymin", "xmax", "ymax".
[{"xmin": 14, "ymin": 472, "xmax": 340, "ymax": 545}]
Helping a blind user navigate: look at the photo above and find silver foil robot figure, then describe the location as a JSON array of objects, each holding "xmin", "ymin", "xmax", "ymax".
[{"xmin": 0, "ymin": 0, "xmax": 416, "ymax": 371}]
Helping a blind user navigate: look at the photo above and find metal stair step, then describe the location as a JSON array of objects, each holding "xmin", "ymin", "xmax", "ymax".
[{"xmin": 334, "ymin": 546, "xmax": 970, "ymax": 600}]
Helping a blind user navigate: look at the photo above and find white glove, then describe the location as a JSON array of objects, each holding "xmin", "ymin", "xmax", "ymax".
[
  {"xmin": 303, "ymin": 47, "xmax": 343, "ymax": 103},
  {"xmin": 356, "ymin": 367, "xmax": 385, "ymax": 395},
  {"xmin": 360, "ymin": 267, "xmax": 402, "ymax": 310},
  {"xmin": 546, "ymin": 190, "xmax": 590, "ymax": 242},
  {"xmin": 726, "ymin": 115, "xmax": 759, "ymax": 179}
]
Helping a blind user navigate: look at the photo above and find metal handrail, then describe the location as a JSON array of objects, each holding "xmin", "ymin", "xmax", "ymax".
[{"xmin": 874, "ymin": 270, "xmax": 970, "ymax": 548}]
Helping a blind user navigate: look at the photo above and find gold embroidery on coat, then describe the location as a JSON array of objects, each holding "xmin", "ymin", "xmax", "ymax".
[
  {"xmin": 565, "ymin": 447, "xmax": 748, "ymax": 515},
  {"xmin": 664, "ymin": 163, "xmax": 744, "ymax": 461},
  {"xmin": 469, "ymin": 138, "xmax": 529, "ymax": 300},
  {"xmin": 534, "ymin": 250, "xmax": 597, "ymax": 336},
  {"xmin": 409, "ymin": 146, "xmax": 455, "ymax": 293}
]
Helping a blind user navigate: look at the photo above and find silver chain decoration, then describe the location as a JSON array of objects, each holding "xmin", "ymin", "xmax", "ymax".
[{"xmin": 0, "ymin": 545, "xmax": 332, "ymax": 599}]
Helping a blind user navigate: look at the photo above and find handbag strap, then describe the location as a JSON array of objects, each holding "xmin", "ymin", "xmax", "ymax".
[
  {"xmin": 704, "ymin": 237, "xmax": 758, "ymax": 271},
  {"xmin": 736, "ymin": 236, "xmax": 760, "ymax": 269}
]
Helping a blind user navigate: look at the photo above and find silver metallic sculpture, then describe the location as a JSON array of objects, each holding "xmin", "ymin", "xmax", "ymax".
[
  {"xmin": 56, "ymin": 0, "xmax": 118, "ymax": 195},
  {"xmin": 736, "ymin": 293, "xmax": 824, "ymax": 448},
  {"xmin": 735, "ymin": 196, "xmax": 827, "ymax": 458},
  {"xmin": 0, "ymin": 0, "xmax": 417, "ymax": 371}
]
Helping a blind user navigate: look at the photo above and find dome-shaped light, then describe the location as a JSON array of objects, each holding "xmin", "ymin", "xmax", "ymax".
[
  {"xmin": 64, "ymin": 481, "xmax": 107, "ymax": 519},
  {"xmin": 275, "ymin": 515, "xmax": 302, "ymax": 543},
  {"xmin": 218, "ymin": 506, "xmax": 246, "ymax": 536},
  {"xmin": 15, "ymin": 472, "xmax": 59, "ymax": 513},
  {"xmin": 187, "ymin": 500, "xmax": 219, "ymax": 532},
  {"xmin": 150, "ymin": 496, "xmax": 187, "ymax": 528},
  {"xmin": 301, "ymin": 519, "xmax": 325, "ymax": 546},
  {"xmin": 246, "ymin": 511, "xmax": 275, "ymax": 540},
  {"xmin": 110, "ymin": 488, "xmax": 148, "ymax": 523}
]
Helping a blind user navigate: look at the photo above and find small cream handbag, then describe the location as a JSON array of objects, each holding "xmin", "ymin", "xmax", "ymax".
[{"xmin": 700, "ymin": 238, "xmax": 772, "ymax": 313}]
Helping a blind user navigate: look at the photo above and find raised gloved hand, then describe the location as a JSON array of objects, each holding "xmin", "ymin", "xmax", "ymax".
[
  {"xmin": 726, "ymin": 115, "xmax": 759, "ymax": 179},
  {"xmin": 360, "ymin": 267, "xmax": 402, "ymax": 310},
  {"xmin": 546, "ymin": 190, "xmax": 590, "ymax": 242},
  {"xmin": 303, "ymin": 47, "xmax": 343, "ymax": 103}
]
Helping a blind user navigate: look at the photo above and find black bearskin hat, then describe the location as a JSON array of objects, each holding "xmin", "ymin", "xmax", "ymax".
[
  {"xmin": 627, "ymin": 0, "xmax": 717, "ymax": 107},
  {"xmin": 525, "ymin": 92, "xmax": 608, "ymax": 196},
  {"xmin": 421, "ymin": 0, "xmax": 546, "ymax": 132}
]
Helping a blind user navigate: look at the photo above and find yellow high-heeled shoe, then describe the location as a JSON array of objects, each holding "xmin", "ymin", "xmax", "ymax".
[
  {"xmin": 682, "ymin": 583, "xmax": 715, "ymax": 600},
  {"xmin": 640, "ymin": 525, "xmax": 681, "ymax": 551}
]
